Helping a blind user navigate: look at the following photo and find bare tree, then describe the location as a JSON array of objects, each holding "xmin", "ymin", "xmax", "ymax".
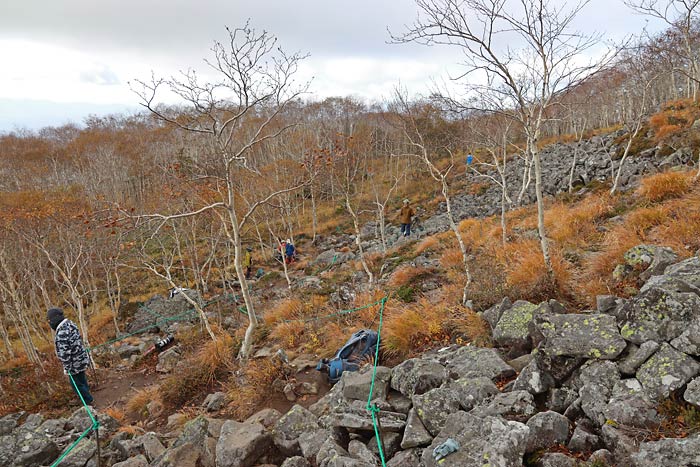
[
  {"xmin": 132, "ymin": 24, "xmax": 311, "ymax": 359},
  {"xmin": 395, "ymin": 0, "xmax": 611, "ymax": 274},
  {"xmin": 393, "ymin": 94, "xmax": 472, "ymax": 306},
  {"xmin": 626, "ymin": 0, "xmax": 700, "ymax": 99}
]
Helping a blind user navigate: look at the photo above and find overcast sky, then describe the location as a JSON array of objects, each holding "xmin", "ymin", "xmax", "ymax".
[{"xmin": 0, "ymin": 0, "xmax": 661, "ymax": 132}]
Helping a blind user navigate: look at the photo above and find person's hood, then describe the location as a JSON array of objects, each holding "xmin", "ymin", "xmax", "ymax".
[{"xmin": 47, "ymin": 308, "xmax": 65, "ymax": 330}]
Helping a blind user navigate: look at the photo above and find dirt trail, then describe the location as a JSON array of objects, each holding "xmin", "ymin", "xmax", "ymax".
[{"xmin": 90, "ymin": 367, "xmax": 160, "ymax": 411}]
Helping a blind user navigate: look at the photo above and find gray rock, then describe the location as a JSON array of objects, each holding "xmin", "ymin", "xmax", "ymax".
[
  {"xmin": 444, "ymin": 346, "xmax": 516, "ymax": 381},
  {"xmin": 38, "ymin": 418, "xmax": 67, "ymax": 438},
  {"xmin": 316, "ymin": 437, "xmax": 349, "ymax": 466},
  {"xmin": 535, "ymin": 453, "xmax": 577, "ymax": 467},
  {"xmin": 507, "ymin": 353, "xmax": 533, "ymax": 372},
  {"xmin": 618, "ymin": 287, "xmax": 700, "ymax": 344},
  {"xmin": 390, "ymin": 358, "xmax": 447, "ymax": 398},
  {"xmin": 126, "ymin": 292, "xmax": 200, "ymax": 333},
  {"xmin": 493, "ymin": 300, "xmax": 539, "ymax": 354},
  {"xmin": 273, "ymin": 404, "xmax": 319, "ymax": 456},
  {"xmin": 448, "ymin": 376, "xmax": 500, "ymax": 410},
  {"xmin": 482, "ymin": 297, "xmax": 512, "ymax": 330},
  {"xmin": 343, "ymin": 366, "xmax": 391, "ymax": 402},
  {"xmin": 684, "ymin": 377, "xmax": 700, "ymax": 407},
  {"xmin": 151, "ymin": 442, "xmax": 201, "ymax": 467},
  {"xmin": 386, "ymin": 448, "xmax": 422, "ymax": 467},
  {"xmin": 386, "ymin": 392, "xmax": 412, "ymax": 414},
  {"xmin": 156, "ymin": 347, "xmax": 181, "ymax": 373},
  {"xmin": 547, "ymin": 387, "xmax": 578, "ymax": 414},
  {"xmin": 139, "ymin": 433, "xmax": 165, "ymax": 462},
  {"xmin": 400, "ymin": 408, "xmax": 433, "ymax": 449},
  {"xmin": 567, "ymin": 424, "xmax": 601, "ymax": 452},
  {"xmin": 631, "ymin": 433, "xmax": 700, "ymax": 467},
  {"xmin": 596, "ymin": 295, "xmax": 619, "ymax": 314},
  {"xmin": 636, "ymin": 343, "xmax": 700, "ymax": 399},
  {"xmin": 216, "ymin": 420, "xmax": 271, "ymax": 467},
  {"xmin": 57, "ymin": 437, "xmax": 97, "ymax": 467},
  {"xmin": 0, "ymin": 413, "xmax": 21, "ymax": 436},
  {"xmin": 540, "ymin": 313, "xmax": 627, "ymax": 359},
  {"xmin": 348, "ymin": 440, "xmax": 378, "ymax": 465},
  {"xmin": 173, "ymin": 415, "xmax": 208, "ymax": 448},
  {"xmin": 113, "ymin": 455, "xmax": 149, "ymax": 467},
  {"xmin": 670, "ymin": 320, "xmax": 700, "ymax": 356},
  {"xmin": 420, "ymin": 412, "xmax": 529, "ymax": 467},
  {"xmin": 661, "ymin": 255, "xmax": 700, "ymax": 289},
  {"xmin": 586, "ymin": 449, "xmax": 614, "ymax": 466},
  {"xmin": 513, "ymin": 356, "xmax": 556, "ymax": 395},
  {"xmin": 368, "ymin": 431, "xmax": 401, "ymax": 460},
  {"xmin": 471, "ymin": 390, "xmax": 537, "ymax": 422},
  {"xmin": 603, "ymin": 392, "xmax": 661, "ymax": 428},
  {"xmin": 298, "ymin": 430, "xmax": 332, "ymax": 460},
  {"xmin": 600, "ymin": 424, "xmax": 638, "ymax": 466},
  {"xmin": 617, "ymin": 341, "xmax": 659, "ymax": 375},
  {"xmin": 245, "ymin": 408, "xmax": 282, "ymax": 429},
  {"xmin": 412, "ymin": 387, "xmax": 462, "ymax": 436},
  {"xmin": 281, "ymin": 457, "xmax": 311, "ymax": 467},
  {"xmin": 202, "ymin": 392, "xmax": 227, "ymax": 412},
  {"xmin": 3, "ymin": 427, "xmax": 59, "ymax": 467},
  {"xmin": 21, "ymin": 414, "xmax": 43, "ymax": 431},
  {"xmin": 310, "ymin": 379, "xmax": 346, "ymax": 418},
  {"xmin": 525, "ymin": 411, "xmax": 570, "ymax": 453},
  {"xmin": 640, "ymin": 274, "xmax": 700, "ymax": 295},
  {"xmin": 331, "ymin": 407, "xmax": 405, "ymax": 433}
]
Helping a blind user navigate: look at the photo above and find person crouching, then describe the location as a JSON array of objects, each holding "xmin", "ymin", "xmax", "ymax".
[{"xmin": 48, "ymin": 307, "xmax": 94, "ymax": 406}]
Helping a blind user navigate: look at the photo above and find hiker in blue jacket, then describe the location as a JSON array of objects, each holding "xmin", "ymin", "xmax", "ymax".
[
  {"xmin": 284, "ymin": 239, "xmax": 296, "ymax": 264},
  {"xmin": 48, "ymin": 308, "xmax": 94, "ymax": 405}
]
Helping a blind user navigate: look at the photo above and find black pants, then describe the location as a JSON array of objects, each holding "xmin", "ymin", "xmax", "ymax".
[{"xmin": 70, "ymin": 371, "xmax": 94, "ymax": 405}]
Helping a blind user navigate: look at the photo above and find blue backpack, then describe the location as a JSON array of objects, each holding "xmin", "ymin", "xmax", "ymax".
[{"xmin": 316, "ymin": 329, "xmax": 379, "ymax": 384}]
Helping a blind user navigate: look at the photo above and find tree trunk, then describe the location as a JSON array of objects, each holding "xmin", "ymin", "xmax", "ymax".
[
  {"xmin": 346, "ymin": 194, "xmax": 374, "ymax": 285},
  {"xmin": 442, "ymin": 179, "xmax": 472, "ymax": 306},
  {"xmin": 517, "ymin": 155, "xmax": 533, "ymax": 206},
  {"xmin": 531, "ymin": 141, "xmax": 553, "ymax": 274}
]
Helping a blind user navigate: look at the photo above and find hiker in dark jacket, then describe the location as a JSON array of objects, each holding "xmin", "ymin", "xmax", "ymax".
[
  {"xmin": 398, "ymin": 199, "xmax": 415, "ymax": 237},
  {"xmin": 284, "ymin": 239, "xmax": 296, "ymax": 264},
  {"xmin": 48, "ymin": 308, "xmax": 94, "ymax": 405}
]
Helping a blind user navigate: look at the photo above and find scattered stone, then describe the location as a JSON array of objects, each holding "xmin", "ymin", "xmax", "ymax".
[
  {"xmin": 400, "ymin": 408, "xmax": 433, "ymax": 449},
  {"xmin": 390, "ymin": 359, "xmax": 447, "ymax": 398},
  {"xmin": 513, "ymin": 356, "xmax": 556, "ymax": 395},
  {"xmin": 156, "ymin": 347, "xmax": 181, "ymax": 373},
  {"xmin": 535, "ymin": 453, "xmax": 577, "ymax": 467},
  {"xmin": 368, "ymin": 431, "xmax": 401, "ymax": 459},
  {"xmin": 412, "ymin": 387, "xmax": 462, "ymax": 436},
  {"xmin": 448, "ymin": 376, "xmax": 500, "ymax": 410},
  {"xmin": 617, "ymin": 341, "xmax": 659, "ymax": 375},
  {"xmin": 525, "ymin": 411, "xmax": 571, "ymax": 453},
  {"xmin": 281, "ymin": 457, "xmax": 311, "ymax": 467},
  {"xmin": 481, "ymin": 297, "xmax": 512, "ymax": 330},
  {"xmin": 670, "ymin": 320, "xmax": 700, "ymax": 356},
  {"xmin": 632, "ymin": 433, "xmax": 700, "ymax": 467},
  {"xmin": 444, "ymin": 346, "xmax": 516, "ymax": 381},
  {"xmin": 216, "ymin": 421, "xmax": 271, "ymax": 467},
  {"xmin": 636, "ymin": 343, "xmax": 700, "ymax": 399},
  {"xmin": 493, "ymin": 300, "xmax": 539, "ymax": 355},
  {"xmin": 420, "ymin": 412, "xmax": 529, "ymax": 467},
  {"xmin": 343, "ymin": 366, "xmax": 391, "ymax": 401},
  {"xmin": 618, "ymin": 287, "xmax": 700, "ymax": 344},
  {"xmin": 684, "ymin": 377, "xmax": 700, "ymax": 407},
  {"xmin": 272, "ymin": 405, "xmax": 319, "ymax": 456},
  {"xmin": 471, "ymin": 390, "xmax": 537, "ymax": 423},
  {"xmin": 202, "ymin": 392, "xmax": 227, "ymax": 412},
  {"xmin": 568, "ymin": 423, "xmax": 601, "ymax": 453},
  {"xmin": 539, "ymin": 313, "xmax": 627, "ymax": 359}
]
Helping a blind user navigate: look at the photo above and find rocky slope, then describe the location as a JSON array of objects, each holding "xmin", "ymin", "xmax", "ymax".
[{"xmin": 4, "ymin": 244, "xmax": 700, "ymax": 466}]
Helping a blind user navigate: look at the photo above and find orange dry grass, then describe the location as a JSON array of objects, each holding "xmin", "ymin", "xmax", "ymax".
[
  {"xmin": 638, "ymin": 171, "xmax": 692, "ymax": 203},
  {"xmin": 547, "ymin": 194, "xmax": 615, "ymax": 248},
  {"xmin": 497, "ymin": 239, "xmax": 572, "ymax": 303},
  {"xmin": 125, "ymin": 386, "xmax": 160, "ymax": 421},
  {"xmin": 88, "ymin": 307, "xmax": 117, "ymax": 345},
  {"xmin": 452, "ymin": 308, "xmax": 493, "ymax": 348},
  {"xmin": 194, "ymin": 333, "xmax": 236, "ymax": 383},
  {"xmin": 225, "ymin": 357, "xmax": 284, "ymax": 419},
  {"xmin": 626, "ymin": 206, "xmax": 670, "ymax": 238},
  {"xmin": 415, "ymin": 236, "xmax": 440, "ymax": 254},
  {"xmin": 264, "ymin": 298, "xmax": 306, "ymax": 325},
  {"xmin": 103, "ymin": 407, "xmax": 126, "ymax": 424},
  {"xmin": 382, "ymin": 298, "xmax": 453, "ymax": 359},
  {"xmin": 389, "ymin": 265, "xmax": 433, "ymax": 287}
]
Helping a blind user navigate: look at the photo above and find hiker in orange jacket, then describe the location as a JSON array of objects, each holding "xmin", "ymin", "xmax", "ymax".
[{"xmin": 398, "ymin": 199, "xmax": 414, "ymax": 237}]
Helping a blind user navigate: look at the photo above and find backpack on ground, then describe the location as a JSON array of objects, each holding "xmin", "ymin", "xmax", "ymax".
[{"xmin": 316, "ymin": 329, "xmax": 379, "ymax": 384}]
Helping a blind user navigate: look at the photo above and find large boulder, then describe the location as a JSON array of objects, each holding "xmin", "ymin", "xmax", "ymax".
[
  {"xmin": 493, "ymin": 300, "xmax": 539, "ymax": 355},
  {"xmin": 343, "ymin": 366, "xmax": 391, "ymax": 402},
  {"xmin": 420, "ymin": 412, "xmax": 529, "ymax": 467},
  {"xmin": 636, "ymin": 343, "xmax": 700, "ymax": 399},
  {"xmin": 448, "ymin": 376, "xmax": 500, "ymax": 410},
  {"xmin": 524, "ymin": 411, "xmax": 570, "ymax": 453},
  {"xmin": 412, "ymin": 387, "xmax": 462, "ymax": 436},
  {"xmin": 151, "ymin": 442, "xmax": 201, "ymax": 467},
  {"xmin": 631, "ymin": 433, "xmax": 700, "ymax": 467},
  {"xmin": 481, "ymin": 297, "xmax": 512, "ymax": 330},
  {"xmin": 618, "ymin": 287, "xmax": 700, "ymax": 344},
  {"xmin": 0, "ymin": 427, "xmax": 59, "ymax": 467},
  {"xmin": 513, "ymin": 356, "xmax": 556, "ymax": 395},
  {"xmin": 272, "ymin": 405, "xmax": 319, "ymax": 456},
  {"xmin": 617, "ymin": 341, "xmax": 660, "ymax": 375},
  {"xmin": 659, "ymin": 256, "xmax": 700, "ymax": 290},
  {"xmin": 443, "ymin": 346, "xmax": 516, "ymax": 381},
  {"xmin": 216, "ymin": 420, "xmax": 271, "ymax": 467},
  {"xmin": 684, "ymin": 376, "xmax": 700, "ymax": 407},
  {"xmin": 471, "ymin": 390, "xmax": 537, "ymax": 423},
  {"xmin": 390, "ymin": 359, "xmax": 447, "ymax": 398},
  {"xmin": 539, "ymin": 313, "xmax": 626, "ymax": 359},
  {"xmin": 670, "ymin": 320, "xmax": 700, "ymax": 356},
  {"xmin": 400, "ymin": 408, "xmax": 433, "ymax": 449}
]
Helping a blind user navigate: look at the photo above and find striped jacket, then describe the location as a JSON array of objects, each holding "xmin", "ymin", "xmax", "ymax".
[{"xmin": 54, "ymin": 319, "xmax": 90, "ymax": 375}]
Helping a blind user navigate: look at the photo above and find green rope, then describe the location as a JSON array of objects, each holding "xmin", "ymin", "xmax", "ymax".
[
  {"xmin": 316, "ymin": 254, "xmax": 338, "ymax": 275},
  {"xmin": 366, "ymin": 297, "xmax": 388, "ymax": 467},
  {"xmin": 50, "ymin": 374, "xmax": 100, "ymax": 467}
]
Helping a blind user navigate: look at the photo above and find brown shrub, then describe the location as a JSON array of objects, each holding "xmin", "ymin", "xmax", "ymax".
[
  {"xmin": 225, "ymin": 358, "xmax": 285, "ymax": 419},
  {"xmin": 382, "ymin": 298, "xmax": 453, "ymax": 360},
  {"xmin": 389, "ymin": 265, "xmax": 434, "ymax": 287},
  {"xmin": 125, "ymin": 386, "xmax": 159, "ymax": 421},
  {"xmin": 638, "ymin": 171, "xmax": 691, "ymax": 203}
]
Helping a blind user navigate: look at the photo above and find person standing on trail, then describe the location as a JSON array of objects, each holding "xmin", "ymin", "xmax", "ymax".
[
  {"xmin": 398, "ymin": 199, "xmax": 415, "ymax": 237},
  {"xmin": 48, "ymin": 308, "xmax": 94, "ymax": 405},
  {"xmin": 243, "ymin": 247, "xmax": 253, "ymax": 280},
  {"xmin": 284, "ymin": 239, "xmax": 296, "ymax": 264}
]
